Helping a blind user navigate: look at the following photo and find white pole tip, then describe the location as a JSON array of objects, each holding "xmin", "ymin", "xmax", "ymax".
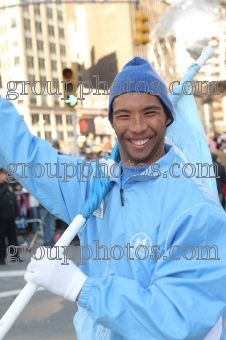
[
  {"xmin": 196, "ymin": 46, "xmax": 215, "ymax": 67},
  {"xmin": 202, "ymin": 46, "xmax": 215, "ymax": 59}
]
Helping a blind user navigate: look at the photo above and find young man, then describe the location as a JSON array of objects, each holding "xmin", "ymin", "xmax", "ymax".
[{"xmin": 0, "ymin": 57, "xmax": 226, "ymax": 339}]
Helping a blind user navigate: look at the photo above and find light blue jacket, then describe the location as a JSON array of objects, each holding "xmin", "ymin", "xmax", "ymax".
[{"xmin": 0, "ymin": 98, "xmax": 226, "ymax": 340}]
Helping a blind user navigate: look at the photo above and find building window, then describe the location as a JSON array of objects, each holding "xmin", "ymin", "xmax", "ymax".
[
  {"xmin": 55, "ymin": 115, "xmax": 62, "ymax": 125},
  {"xmin": 67, "ymin": 131, "xmax": 73, "ymax": 137},
  {"xmin": 25, "ymin": 37, "xmax": 32, "ymax": 49},
  {"xmin": 35, "ymin": 22, "xmax": 42, "ymax": 34},
  {"xmin": 23, "ymin": 6, "xmax": 29, "ymax": 13},
  {"xmin": 45, "ymin": 131, "xmax": 52, "ymax": 142},
  {"xmin": 43, "ymin": 114, "xmax": 51, "ymax": 124},
  {"xmin": 52, "ymin": 78, "xmax": 58, "ymax": 86},
  {"xmin": 31, "ymin": 114, "xmax": 39, "ymax": 124},
  {"xmin": 40, "ymin": 76, "xmax": 46, "ymax": 84},
  {"xmin": 11, "ymin": 18, "xmax": 17, "ymax": 28},
  {"xmin": 57, "ymin": 131, "xmax": 64, "ymax": 141},
  {"xmin": 60, "ymin": 45, "xmax": 66, "ymax": 56},
  {"xmin": 47, "ymin": 8, "xmax": 53, "ymax": 19},
  {"xmin": 34, "ymin": 5, "xmax": 40, "ymax": 16},
  {"xmin": 57, "ymin": 11, "xmax": 63, "ymax": 21},
  {"xmin": 61, "ymin": 62, "xmax": 67, "ymax": 69},
  {"xmin": 51, "ymin": 60, "xmax": 57, "ymax": 71},
  {"xmin": 48, "ymin": 25, "xmax": 54, "ymax": 36},
  {"xmin": 54, "ymin": 97, "xmax": 60, "ymax": 107},
  {"xmin": 14, "ymin": 57, "xmax": 20, "ymax": 66},
  {"xmin": 29, "ymin": 74, "xmax": 35, "ymax": 84},
  {"xmin": 37, "ymin": 40, "xmax": 43, "ymax": 51},
  {"xmin": 66, "ymin": 115, "xmax": 72, "ymax": 125},
  {"xmin": 30, "ymin": 96, "xmax": 37, "ymax": 105},
  {"xmin": 49, "ymin": 43, "xmax": 56, "ymax": 54},
  {"xmin": 39, "ymin": 58, "xmax": 45, "ymax": 69},
  {"xmin": 27, "ymin": 56, "xmax": 34, "ymax": 68},
  {"xmin": 58, "ymin": 28, "xmax": 64, "ymax": 38},
  {"xmin": 24, "ymin": 19, "xmax": 30, "ymax": 30},
  {"xmin": 13, "ymin": 40, "xmax": 18, "ymax": 47}
]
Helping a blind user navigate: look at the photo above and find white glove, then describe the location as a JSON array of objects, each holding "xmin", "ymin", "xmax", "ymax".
[{"xmin": 24, "ymin": 247, "xmax": 87, "ymax": 302}]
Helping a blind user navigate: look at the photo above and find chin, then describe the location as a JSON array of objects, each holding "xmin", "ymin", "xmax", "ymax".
[{"xmin": 127, "ymin": 154, "xmax": 151, "ymax": 165}]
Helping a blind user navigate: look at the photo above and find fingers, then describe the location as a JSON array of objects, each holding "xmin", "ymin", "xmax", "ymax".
[{"xmin": 24, "ymin": 271, "xmax": 35, "ymax": 284}]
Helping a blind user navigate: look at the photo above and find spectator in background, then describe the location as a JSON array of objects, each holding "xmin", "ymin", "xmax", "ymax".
[
  {"xmin": 28, "ymin": 194, "xmax": 40, "ymax": 233},
  {"xmin": 14, "ymin": 183, "xmax": 30, "ymax": 220},
  {"xmin": 212, "ymin": 134, "xmax": 226, "ymax": 168},
  {"xmin": 0, "ymin": 169, "xmax": 20, "ymax": 264},
  {"xmin": 52, "ymin": 139, "xmax": 65, "ymax": 155},
  {"xmin": 39, "ymin": 206, "xmax": 56, "ymax": 247},
  {"xmin": 13, "ymin": 183, "xmax": 30, "ymax": 246},
  {"xmin": 36, "ymin": 138, "xmax": 66, "ymax": 246},
  {"xmin": 212, "ymin": 153, "xmax": 226, "ymax": 208},
  {"xmin": 206, "ymin": 134, "xmax": 217, "ymax": 151},
  {"xmin": 79, "ymin": 148, "xmax": 87, "ymax": 160},
  {"xmin": 52, "ymin": 138, "xmax": 68, "ymax": 231}
]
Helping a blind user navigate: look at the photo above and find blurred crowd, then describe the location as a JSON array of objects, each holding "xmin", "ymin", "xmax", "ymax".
[
  {"xmin": 0, "ymin": 140, "xmax": 112, "ymax": 265},
  {"xmin": 0, "ymin": 168, "xmax": 67, "ymax": 265}
]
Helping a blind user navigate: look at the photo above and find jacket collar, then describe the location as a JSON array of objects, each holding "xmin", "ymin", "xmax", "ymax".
[{"xmin": 109, "ymin": 143, "xmax": 176, "ymax": 185}]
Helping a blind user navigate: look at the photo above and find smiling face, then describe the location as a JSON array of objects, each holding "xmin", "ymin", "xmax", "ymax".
[{"xmin": 111, "ymin": 93, "xmax": 171, "ymax": 166}]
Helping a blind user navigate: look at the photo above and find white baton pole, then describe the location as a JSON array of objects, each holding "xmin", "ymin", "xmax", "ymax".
[{"xmin": 0, "ymin": 214, "xmax": 86, "ymax": 340}]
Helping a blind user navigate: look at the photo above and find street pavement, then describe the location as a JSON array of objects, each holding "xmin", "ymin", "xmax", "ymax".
[{"xmin": 0, "ymin": 236, "xmax": 80, "ymax": 340}]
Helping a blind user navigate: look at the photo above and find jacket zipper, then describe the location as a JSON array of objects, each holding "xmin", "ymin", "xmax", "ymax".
[{"xmin": 120, "ymin": 188, "xmax": 124, "ymax": 206}]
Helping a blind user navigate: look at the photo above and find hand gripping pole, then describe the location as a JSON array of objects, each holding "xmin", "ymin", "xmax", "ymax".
[{"xmin": 0, "ymin": 214, "xmax": 86, "ymax": 340}]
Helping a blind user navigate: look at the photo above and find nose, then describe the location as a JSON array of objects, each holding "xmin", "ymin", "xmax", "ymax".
[{"xmin": 129, "ymin": 115, "xmax": 148, "ymax": 134}]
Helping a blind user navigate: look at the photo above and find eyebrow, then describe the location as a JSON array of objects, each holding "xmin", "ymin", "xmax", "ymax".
[
  {"xmin": 113, "ymin": 104, "xmax": 163, "ymax": 115},
  {"xmin": 141, "ymin": 104, "xmax": 163, "ymax": 112},
  {"xmin": 113, "ymin": 108, "xmax": 130, "ymax": 115}
]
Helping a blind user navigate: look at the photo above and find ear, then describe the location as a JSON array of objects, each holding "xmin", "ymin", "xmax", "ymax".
[{"xmin": 166, "ymin": 116, "xmax": 172, "ymax": 127}]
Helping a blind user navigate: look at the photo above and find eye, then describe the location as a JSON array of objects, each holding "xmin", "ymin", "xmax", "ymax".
[
  {"xmin": 116, "ymin": 114, "xmax": 130, "ymax": 119},
  {"xmin": 144, "ymin": 111, "xmax": 156, "ymax": 116}
]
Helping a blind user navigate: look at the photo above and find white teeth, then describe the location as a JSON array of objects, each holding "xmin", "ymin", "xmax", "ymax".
[{"xmin": 131, "ymin": 139, "xmax": 149, "ymax": 146}]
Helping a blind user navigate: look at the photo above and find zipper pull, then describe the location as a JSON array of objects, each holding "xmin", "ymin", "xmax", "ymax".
[{"xmin": 120, "ymin": 188, "xmax": 124, "ymax": 206}]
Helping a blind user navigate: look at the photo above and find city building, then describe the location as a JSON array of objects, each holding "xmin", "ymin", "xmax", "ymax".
[
  {"xmin": 0, "ymin": 0, "xmax": 75, "ymax": 152},
  {"xmin": 66, "ymin": 0, "xmax": 169, "ymax": 85},
  {"xmin": 148, "ymin": 0, "xmax": 226, "ymax": 134},
  {"xmin": 64, "ymin": 0, "xmax": 170, "ymax": 153}
]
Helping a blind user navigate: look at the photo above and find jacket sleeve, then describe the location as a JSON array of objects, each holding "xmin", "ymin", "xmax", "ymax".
[
  {"xmin": 0, "ymin": 98, "xmax": 89, "ymax": 224},
  {"xmin": 78, "ymin": 203, "xmax": 226, "ymax": 340}
]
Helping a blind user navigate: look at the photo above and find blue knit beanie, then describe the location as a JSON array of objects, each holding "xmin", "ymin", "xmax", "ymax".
[{"xmin": 108, "ymin": 57, "xmax": 174, "ymax": 126}]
